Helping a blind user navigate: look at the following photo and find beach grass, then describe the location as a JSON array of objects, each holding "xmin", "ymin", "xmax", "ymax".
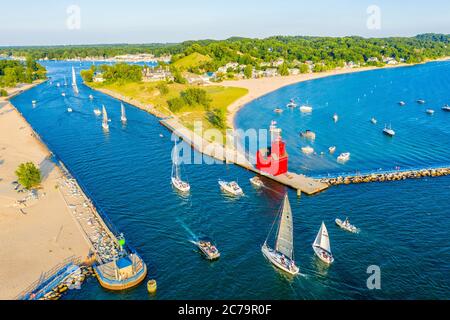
[
  {"xmin": 172, "ymin": 52, "xmax": 212, "ymax": 71},
  {"xmin": 90, "ymin": 81, "xmax": 248, "ymax": 132}
]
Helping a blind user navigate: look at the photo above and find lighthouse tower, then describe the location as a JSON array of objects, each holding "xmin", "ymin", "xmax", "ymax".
[{"xmin": 256, "ymin": 121, "xmax": 288, "ymax": 176}]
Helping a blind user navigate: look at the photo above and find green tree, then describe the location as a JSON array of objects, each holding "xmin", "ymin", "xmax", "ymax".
[
  {"xmin": 156, "ymin": 82, "xmax": 169, "ymax": 95},
  {"xmin": 207, "ymin": 108, "xmax": 226, "ymax": 129},
  {"xmin": 167, "ymin": 97, "xmax": 186, "ymax": 112},
  {"xmin": 278, "ymin": 63, "xmax": 289, "ymax": 76},
  {"xmin": 244, "ymin": 65, "xmax": 253, "ymax": 79},
  {"xmin": 15, "ymin": 162, "xmax": 42, "ymax": 189},
  {"xmin": 80, "ymin": 69, "xmax": 94, "ymax": 83}
]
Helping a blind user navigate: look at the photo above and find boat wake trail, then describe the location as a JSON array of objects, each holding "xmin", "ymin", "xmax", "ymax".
[{"xmin": 176, "ymin": 218, "xmax": 198, "ymax": 242}]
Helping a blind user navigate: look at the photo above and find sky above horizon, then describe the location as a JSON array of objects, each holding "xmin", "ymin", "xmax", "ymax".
[{"xmin": 1, "ymin": 0, "xmax": 450, "ymax": 46}]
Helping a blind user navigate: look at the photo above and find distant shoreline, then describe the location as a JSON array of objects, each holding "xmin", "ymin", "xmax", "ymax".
[{"xmin": 220, "ymin": 57, "xmax": 450, "ymax": 130}]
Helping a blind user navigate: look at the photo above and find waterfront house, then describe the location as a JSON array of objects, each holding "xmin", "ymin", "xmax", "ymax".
[
  {"xmin": 263, "ymin": 68, "xmax": 278, "ymax": 77},
  {"xmin": 93, "ymin": 73, "xmax": 105, "ymax": 83}
]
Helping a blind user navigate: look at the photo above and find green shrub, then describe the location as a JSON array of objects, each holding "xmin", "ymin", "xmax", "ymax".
[{"xmin": 15, "ymin": 162, "xmax": 42, "ymax": 189}]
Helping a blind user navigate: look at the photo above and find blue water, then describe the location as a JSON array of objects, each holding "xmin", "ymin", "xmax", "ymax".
[
  {"xmin": 11, "ymin": 61, "xmax": 450, "ymax": 300},
  {"xmin": 236, "ymin": 62, "xmax": 450, "ymax": 176}
]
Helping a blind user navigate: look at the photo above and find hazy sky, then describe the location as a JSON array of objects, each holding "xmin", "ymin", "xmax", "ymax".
[{"xmin": 1, "ymin": 0, "xmax": 450, "ymax": 46}]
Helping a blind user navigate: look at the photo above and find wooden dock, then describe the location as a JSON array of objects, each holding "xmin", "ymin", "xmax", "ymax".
[{"xmin": 160, "ymin": 118, "xmax": 329, "ymax": 195}]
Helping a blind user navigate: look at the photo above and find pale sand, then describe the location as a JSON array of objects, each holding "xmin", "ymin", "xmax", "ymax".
[
  {"xmin": 220, "ymin": 59, "xmax": 449, "ymax": 129},
  {"xmin": 0, "ymin": 101, "xmax": 90, "ymax": 300}
]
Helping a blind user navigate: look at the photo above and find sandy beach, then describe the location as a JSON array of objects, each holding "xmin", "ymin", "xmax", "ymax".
[{"xmin": 0, "ymin": 100, "xmax": 90, "ymax": 299}]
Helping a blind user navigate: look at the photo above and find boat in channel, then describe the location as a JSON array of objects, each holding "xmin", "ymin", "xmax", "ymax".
[
  {"xmin": 383, "ymin": 124, "xmax": 395, "ymax": 137},
  {"xmin": 250, "ymin": 176, "xmax": 264, "ymax": 188},
  {"xmin": 312, "ymin": 222, "xmax": 334, "ymax": 264},
  {"xmin": 102, "ymin": 105, "xmax": 109, "ymax": 131},
  {"xmin": 120, "ymin": 102, "xmax": 127, "ymax": 123},
  {"xmin": 171, "ymin": 143, "xmax": 190, "ymax": 193},
  {"xmin": 72, "ymin": 66, "xmax": 79, "ymax": 95},
  {"xmin": 335, "ymin": 217, "xmax": 359, "ymax": 233},
  {"xmin": 262, "ymin": 193, "xmax": 299, "ymax": 276},
  {"xmin": 194, "ymin": 237, "xmax": 220, "ymax": 261},
  {"xmin": 218, "ymin": 180, "xmax": 243, "ymax": 196}
]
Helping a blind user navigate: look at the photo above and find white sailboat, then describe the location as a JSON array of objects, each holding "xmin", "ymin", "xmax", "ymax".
[
  {"xmin": 312, "ymin": 222, "xmax": 334, "ymax": 264},
  {"xmin": 72, "ymin": 66, "xmax": 79, "ymax": 94},
  {"xmin": 120, "ymin": 103, "xmax": 127, "ymax": 123},
  {"xmin": 64, "ymin": 76, "xmax": 68, "ymax": 86},
  {"xmin": 102, "ymin": 105, "xmax": 109, "ymax": 131},
  {"xmin": 262, "ymin": 194, "xmax": 299, "ymax": 276},
  {"xmin": 171, "ymin": 143, "xmax": 190, "ymax": 193}
]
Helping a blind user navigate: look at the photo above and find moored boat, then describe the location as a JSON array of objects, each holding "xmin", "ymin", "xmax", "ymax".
[
  {"xmin": 300, "ymin": 105, "xmax": 313, "ymax": 113},
  {"xmin": 219, "ymin": 180, "xmax": 243, "ymax": 196},
  {"xmin": 335, "ymin": 218, "xmax": 358, "ymax": 233},
  {"xmin": 262, "ymin": 194, "xmax": 299, "ymax": 276},
  {"xmin": 328, "ymin": 146, "xmax": 336, "ymax": 154},
  {"xmin": 312, "ymin": 222, "xmax": 334, "ymax": 264},
  {"xmin": 250, "ymin": 176, "xmax": 264, "ymax": 188},
  {"xmin": 300, "ymin": 130, "xmax": 316, "ymax": 140},
  {"xmin": 301, "ymin": 146, "xmax": 314, "ymax": 155},
  {"xmin": 286, "ymin": 99, "xmax": 297, "ymax": 108},
  {"xmin": 337, "ymin": 152, "xmax": 350, "ymax": 163}
]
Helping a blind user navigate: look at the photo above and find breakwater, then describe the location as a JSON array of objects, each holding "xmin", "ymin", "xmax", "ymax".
[{"xmin": 320, "ymin": 167, "xmax": 450, "ymax": 186}]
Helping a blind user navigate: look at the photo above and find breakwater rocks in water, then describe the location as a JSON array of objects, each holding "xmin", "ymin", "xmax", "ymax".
[{"xmin": 321, "ymin": 167, "xmax": 450, "ymax": 186}]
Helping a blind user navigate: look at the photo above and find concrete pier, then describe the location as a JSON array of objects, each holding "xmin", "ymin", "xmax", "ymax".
[{"xmin": 160, "ymin": 117, "xmax": 329, "ymax": 195}]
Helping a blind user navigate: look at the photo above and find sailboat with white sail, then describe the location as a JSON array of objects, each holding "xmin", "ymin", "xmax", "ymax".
[
  {"xmin": 120, "ymin": 103, "xmax": 127, "ymax": 123},
  {"xmin": 72, "ymin": 66, "xmax": 79, "ymax": 94},
  {"xmin": 171, "ymin": 143, "xmax": 190, "ymax": 193},
  {"xmin": 102, "ymin": 105, "xmax": 109, "ymax": 131},
  {"xmin": 312, "ymin": 222, "xmax": 334, "ymax": 264},
  {"xmin": 262, "ymin": 194, "xmax": 299, "ymax": 276}
]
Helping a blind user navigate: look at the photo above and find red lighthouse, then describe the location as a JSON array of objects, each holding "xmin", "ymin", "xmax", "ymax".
[{"xmin": 256, "ymin": 121, "xmax": 288, "ymax": 176}]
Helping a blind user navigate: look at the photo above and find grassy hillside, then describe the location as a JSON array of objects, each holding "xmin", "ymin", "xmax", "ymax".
[
  {"xmin": 172, "ymin": 52, "xmax": 212, "ymax": 71},
  {"xmin": 91, "ymin": 81, "xmax": 247, "ymax": 132}
]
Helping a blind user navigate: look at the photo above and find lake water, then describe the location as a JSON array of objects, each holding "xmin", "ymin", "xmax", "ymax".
[{"xmin": 11, "ymin": 61, "xmax": 450, "ymax": 299}]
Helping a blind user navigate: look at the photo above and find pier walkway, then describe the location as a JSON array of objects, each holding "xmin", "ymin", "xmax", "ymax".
[{"xmin": 160, "ymin": 118, "xmax": 329, "ymax": 195}]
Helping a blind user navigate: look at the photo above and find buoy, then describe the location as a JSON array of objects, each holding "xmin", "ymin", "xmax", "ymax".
[{"xmin": 147, "ymin": 279, "xmax": 157, "ymax": 294}]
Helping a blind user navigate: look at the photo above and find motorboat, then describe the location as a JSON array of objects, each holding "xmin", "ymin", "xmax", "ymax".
[
  {"xmin": 337, "ymin": 152, "xmax": 350, "ymax": 163},
  {"xmin": 93, "ymin": 108, "xmax": 102, "ymax": 116},
  {"xmin": 301, "ymin": 146, "xmax": 314, "ymax": 155},
  {"xmin": 171, "ymin": 143, "xmax": 190, "ymax": 193},
  {"xmin": 286, "ymin": 99, "xmax": 297, "ymax": 108},
  {"xmin": 67, "ymin": 107, "xmax": 73, "ymax": 113},
  {"xmin": 312, "ymin": 222, "xmax": 334, "ymax": 264},
  {"xmin": 300, "ymin": 130, "xmax": 316, "ymax": 140},
  {"xmin": 32, "ymin": 100, "xmax": 37, "ymax": 105},
  {"xmin": 417, "ymin": 99, "xmax": 426, "ymax": 104},
  {"xmin": 335, "ymin": 218, "xmax": 359, "ymax": 233},
  {"xmin": 333, "ymin": 113, "xmax": 339, "ymax": 122},
  {"xmin": 370, "ymin": 117, "xmax": 377, "ymax": 124},
  {"xmin": 89, "ymin": 94, "xmax": 94, "ymax": 100},
  {"xmin": 299, "ymin": 105, "xmax": 313, "ymax": 113},
  {"xmin": 195, "ymin": 238, "xmax": 220, "ymax": 260},
  {"xmin": 383, "ymin": 124, "xmax": 395, "ymax": 137},
  {"xmin": 250, "ymin": 176, "xmax": 264, "ymax": 188},
  {"xmin": 442, "ymin": 105, "xmax": 450, "ymax": 112},
  {"xmin": 398, "ymin": 101, "xmax": 406, "ymax": 106},
  {"xmin": 328, "ymin": 146, "xmax": 336, "ymax": 154},
  {"xmin": 274, "ymin": 108, "xmax": 283, "ymax": 113},
  {"xmin": 219, "ymin": 180, "xmax": 243, "ymax": 196},
  {"xmin": 61, "ymin": 93, "xmax": 66, "ymax": 97},
  {"xmin": 262, "ymin": 194, "xmax": 299, "ymax": 276},
  {"xmin": 426, "ymin": 109, "xmax": 435, "ymax": 115}
]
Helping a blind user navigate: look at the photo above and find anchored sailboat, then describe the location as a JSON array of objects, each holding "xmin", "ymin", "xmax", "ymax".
[
  {"xmin": 262, "ymin": 194, "xmax": 299, "ymax": 275},
  {"xmin": 171, "ymin": 143, "xmax": 190, "ymax": 193},
  {"xmin": 120, "ymin": 103, "xmax": 127, "ymax": 123},
  {"xmin": 312, "ymin": 222, "xmax": 334, "ymax": 264},
  {"xmin": 72, "ymin": 67, "xmax": 79, "ymax": 94},
  {"xmin": 102, "ymin": 105, "xmax": 109, "ymax": 131}
]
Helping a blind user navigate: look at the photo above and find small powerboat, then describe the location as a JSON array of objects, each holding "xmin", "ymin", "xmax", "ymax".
[
  {"xmin": 250, "ymin": 176, "xmax": 264, "ymax": 188},
  {"xmin": 370, "ymin": 117, "xmax": 377, "ymax": 124},
  {"xmin": 219, "ymin": 180, "xmax": 243, "ymax": 196},
  {"xmin": 89, "ymin": 94, "xmax": 94, "ymax": 100},
  {"xmin": 195, "ymin": 238, "xmax": 220, "ymax": 260},
  {"xmin": 328, "ymin": 146, "xmax": 336, "ymax": 154},
  {"xmin": 398, "ymin": 101, "xmax": 406, "ymax": 106},
  {"xmin": 335, "ymin": 218, "xmax": 359, "ymax": 233},
  {"xmin": 300, "ymin": 105, "xmax": 313, "ymax": 113},
  {"xmin": 274, "ymin": 108, "xmax": 283, "ymax": 113},
  {"xmin": 93, "ymin": 109, "xmax": 102, "ymax": 116},
  {"xmin": 300, "ymin": 130, "xmax": 316, "ymax": 140},
  {"xmin": 67, "ymin": 107, "xmax": 73, "ymax": 113},
  {"xmin": 417, "ymin": 99, "xmax": 426, "ymax": 104},
  {"xmin": 333, "ymin": 113, "xmax": 339, "ymax": 122},
  {"xmin": 286, "ymin": 99, "xmax": 297, "ymax": 108},
  {"xmin": 32, "ymin": 100, "xmax": 37, "ymax": 105},
  {"xmin": 426, "ymin": 109, "xmax": 435, "ymax": 115},
  {"xmin": 61, "ymin": 93, "xmax": 66, "ymax": 97},
  {"xmin": 301, "ymin": 146, "xmax": 314, "ymax": 155},
  {"xmin": 337, "ymin": 152, "xmax": 350, "ymax": 163},
  {"xmin": 442, "ymin": 105, "xmax": 450, "ymax": 112}
]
